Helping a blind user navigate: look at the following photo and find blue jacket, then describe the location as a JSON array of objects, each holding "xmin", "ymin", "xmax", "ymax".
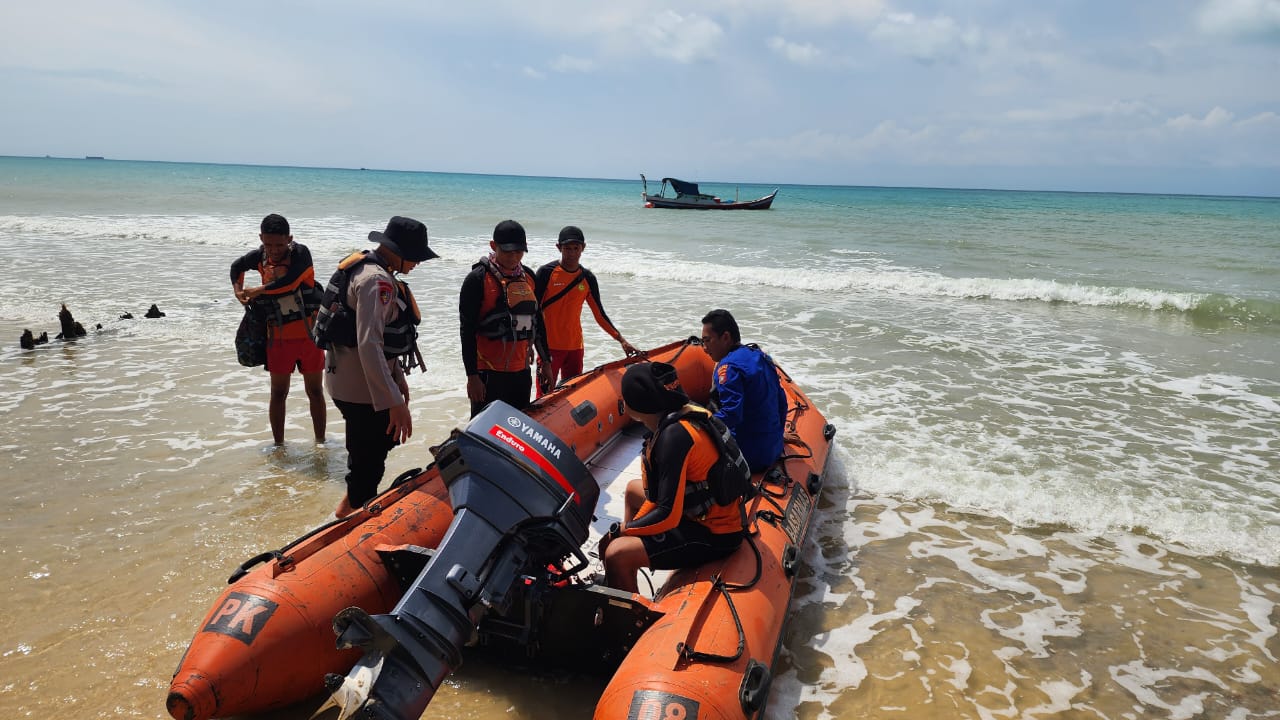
[{"xmin": 712, "ymin": 345, "xmax": 787, "ymax": 471}]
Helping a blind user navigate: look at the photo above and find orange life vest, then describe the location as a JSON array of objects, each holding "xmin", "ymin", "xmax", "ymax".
[
  {"xmin": 474, "ymin": 259, "xmax": 538, "ymax": 372},
  {"xmin": 640, "ymin": 404, "xmax": 751, "ymax": 535}
]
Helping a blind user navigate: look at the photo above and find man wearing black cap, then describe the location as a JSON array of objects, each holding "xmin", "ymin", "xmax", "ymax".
[
  {"xmin": 534, "ymin": 225, "xmax": 637, "ymax": 396},
  {"xmin": 230, "ymin": 213, "xmax": 327, "ymax": 445},
  {"xmin": 599, "ymin": 362, "xmax": 750, "ymax": 594},
  {"xmin": 458, "ymin": 219, "xmax": 552, "ymax": 417},
  {"xmin": 320, "ymin": 216, "xmax": 438, "ymax": 517}
]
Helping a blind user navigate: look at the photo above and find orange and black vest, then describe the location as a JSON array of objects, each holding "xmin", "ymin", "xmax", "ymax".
[
  {"xmin": 633, "ymin": 404, "xmax": 752, "ymax": 536},
  {"xmin": 473, "ymin": 258, "xmax": 538, "ymax": 372},
  {"xmin": 236, "ymin": 245, "xmax": 322, "ymax": 342}
]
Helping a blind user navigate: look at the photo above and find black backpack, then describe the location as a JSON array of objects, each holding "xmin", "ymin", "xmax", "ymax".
[
  {"xmin": 311, "ymin": 252, "xmax": 366, "ymax": 351},
  {"xmin": 234, "ymin": 305, "xmax": 268, "ymax": 367}
]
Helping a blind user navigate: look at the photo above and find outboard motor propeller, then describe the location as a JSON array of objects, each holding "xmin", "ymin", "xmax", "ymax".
[{"xmin": 315, "ymin": 401, "xmax": 600, "ymax": 720}]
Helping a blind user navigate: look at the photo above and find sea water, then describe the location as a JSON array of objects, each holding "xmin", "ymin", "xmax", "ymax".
[{"xmin": 0, "ymin": 156, "xmax": 1277, "ymax": 718}]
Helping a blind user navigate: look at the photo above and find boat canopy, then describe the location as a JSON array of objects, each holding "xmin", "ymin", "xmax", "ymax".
[{"xmin": 662, "ymin": 178, "xmax": 702, "ymax": 195}]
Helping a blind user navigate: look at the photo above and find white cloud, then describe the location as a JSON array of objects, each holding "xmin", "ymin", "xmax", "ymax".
[
  {"xmin": 870, "ymin": 12, "xmax": 984, "ymax": 64},
  {"xmin": 521, "ymin": 66, "xmax": 546, "ymax": 80},
  {"xmin": 1238, "ymin": 110, "xmax": 1280, "ymax": 127},
  {"xmin": 550, "ymin": 55, "xmax": 595, "ymax": 73},
  {"xmin": 1197, "ymin": 0, "xmax": 1280, "ymax": 42},
  {"xmin": 1004, "ymin": 100, "xmax": 1161, "ymax": 125},
  {"xmin": 0, "ymin": 0, "xmax": 361, "ymax": 114},
  {"xmin": 772, "ymin": 0, "xmax": 887, "ymax": 26},
  {"xmin": 767, "ymin": 36, "xmax": 821, "ymax": 65},
  {"xmin": 1166, "ymin": 106, "xmax": 1236, "ymax": 130},
  {"xmin": 745, "ymin": 121, "xmax": 944, "ymax": 164},
  {"xmin": 637, "ymin": 10, "xmax": 724, "ymax": 63}
]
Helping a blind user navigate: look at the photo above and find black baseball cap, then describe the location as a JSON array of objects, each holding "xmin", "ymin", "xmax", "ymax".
[
  {"xmin": 557, "ymin": 225, "xmax": 585, "ymax": 245},
  {"xmin": 493, "ymin": 219, "xmax": 528, "ymax": 252}
]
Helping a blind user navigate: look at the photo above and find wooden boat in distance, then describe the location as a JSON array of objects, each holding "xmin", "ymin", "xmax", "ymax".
[{"xmin": 641, "ymin": 174, "xmax": 777, "ymax": 209}]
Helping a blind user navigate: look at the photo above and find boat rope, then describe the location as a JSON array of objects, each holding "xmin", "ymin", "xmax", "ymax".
[
  {"xmin": 749, "ymin": 458, "xmax": 796, "ymax": 520},
  {"xmin": 677, "ymin": 581, "xmax": 746, "ymax": 664},
  {"xmin": 776, "ymin": 381, "xmax": 815, "ymax": 463},
  {"xmin": 665, "ymin": 336, "xmax": 698, "ymax": 364},
  {"xmin": 724, "ymin": 532, "xmax": 764, "ymax": 591},
  {"xmin": 675, "ymin": 534, "xmax": 762, "ymax": 664},
  {"xmin": 639, "ymin": 568, "xmax": 657, "ymax": 597}
]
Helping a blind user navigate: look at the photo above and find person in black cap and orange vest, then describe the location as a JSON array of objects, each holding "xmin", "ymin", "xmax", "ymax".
[
  {"xmin": 459, "ymin": 219, "xmax": 552, "ymax": 417},
  {"xmin": 533, "ymin": 225, "xmax": 638, "ymax": 396},
  {"xmin": 599, "ymin": 361, "xmax": 752, "ymax": 594},
  {"xmin": 319, "ymin": 216, "xmax": 437, "ymax": 518},
  {"xmin": 230, "ymin": 213, "xmax": 327, "ymax": 445}
]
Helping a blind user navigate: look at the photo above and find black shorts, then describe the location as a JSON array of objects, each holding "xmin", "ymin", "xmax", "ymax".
[
  {"xmin": 640, "ymin": 521, "xmax": 743, "ymax": 570},
  {"xmin": 470, "ymin": 369, "xmax": 533, "ymax": 418}
]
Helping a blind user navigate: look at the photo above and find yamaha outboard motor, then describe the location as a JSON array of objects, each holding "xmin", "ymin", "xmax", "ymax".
[{"xmin": 318, "ymin": 401, "xmax": 600, "ymax": 720}]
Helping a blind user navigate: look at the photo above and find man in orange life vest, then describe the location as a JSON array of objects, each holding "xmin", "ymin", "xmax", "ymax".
[
  {"xmin": 534, "ymin": 225, "xmax": 637, "ymax": 396},
  {"xmin": 230, "ymin": 213, "xmax": 326, "ymax": 445},
  {"xmin": 599, "ymin": 361, "xmax": 748, "ymax": 594},
  {"xmin": 459, "ymin": 219, "xmax": 552, "ymax": 417}
]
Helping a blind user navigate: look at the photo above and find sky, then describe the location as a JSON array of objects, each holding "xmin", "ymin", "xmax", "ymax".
[{"xmin": 2, "ymin": 0, "xmax": 1279, "ymax": 196}]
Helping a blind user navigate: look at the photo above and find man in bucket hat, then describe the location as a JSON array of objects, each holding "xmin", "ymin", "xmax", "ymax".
[{"xmin": 320, "ymin": 215, "xmax": 438, "ymax": 517}]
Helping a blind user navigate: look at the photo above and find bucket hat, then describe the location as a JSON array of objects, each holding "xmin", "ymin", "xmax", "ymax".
[{"xmin": 369, "ymin": 216, "xmax": 438, "ymax": 261}]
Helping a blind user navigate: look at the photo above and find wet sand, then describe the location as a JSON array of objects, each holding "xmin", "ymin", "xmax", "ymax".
[{"xmin": 779, "ymin": 478, "xmax": 1280, "ymax": 719}]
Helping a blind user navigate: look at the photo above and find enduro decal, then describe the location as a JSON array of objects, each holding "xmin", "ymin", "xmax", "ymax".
[
  {"xmin": 202, "ymin": 591, "xmax": 279, "ymax": 645},
  {"xmin": 487, "ymin": 423, "xmax": 578, "ymax": 503},
  {"xmin": 627, "ymin": 689, "xmax": 699, "ymax": 720}
]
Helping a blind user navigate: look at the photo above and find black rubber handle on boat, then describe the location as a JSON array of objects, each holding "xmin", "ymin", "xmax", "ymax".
[{"xmin": 227, "ymin": 550, "xmax": 282, "ymax": 584}]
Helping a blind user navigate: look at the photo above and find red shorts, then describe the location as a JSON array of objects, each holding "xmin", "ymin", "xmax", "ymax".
[
  {"xmin": 538, "ymin": 348, "xmax": 585, "ymax": 397},
  {"xmin": 547, "ymin": 348, "xmax": 585, "ymax": 380},
  {"xmin": 266, "ymin": 338, "xmax": 325, "ymax": 374}
]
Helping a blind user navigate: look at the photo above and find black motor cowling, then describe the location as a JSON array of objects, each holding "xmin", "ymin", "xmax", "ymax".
[{"xmin": 318, "ymin": 401, "xmax": 599, "ymax": 720}]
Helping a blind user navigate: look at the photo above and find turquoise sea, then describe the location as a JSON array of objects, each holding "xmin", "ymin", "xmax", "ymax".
[{"xmin": 1, "ymin": 156, "xmax": 1277, "ymax": 718}]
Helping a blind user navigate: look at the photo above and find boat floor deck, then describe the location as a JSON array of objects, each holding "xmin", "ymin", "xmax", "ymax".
[{"xmin": 581, "ymin": 425, "xmax": 670, "ymax": 597}]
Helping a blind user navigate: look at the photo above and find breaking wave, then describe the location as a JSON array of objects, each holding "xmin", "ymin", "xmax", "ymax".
[
  {"xmin": 606, "ymin": 250, "xmax": 1279, "ymax": 330},
  {"xmin": 4, "ymin": 213, "xmax": 1276, "ymax": 330}
]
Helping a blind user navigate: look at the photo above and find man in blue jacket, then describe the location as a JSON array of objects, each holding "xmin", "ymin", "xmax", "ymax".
[{"xmin": 699, "ymin": 309, "xmax": 787, "ymax": 472}]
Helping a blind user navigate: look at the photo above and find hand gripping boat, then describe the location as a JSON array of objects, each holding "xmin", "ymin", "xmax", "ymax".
[{"xmin": 168, "ymin": 339, "xmax": 835, "ymax": 720}]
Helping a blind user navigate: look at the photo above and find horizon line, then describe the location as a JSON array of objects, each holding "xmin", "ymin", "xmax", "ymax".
[{"xmin": 3, "ymin": 154, "xmax": 1277, "ymax": 201}]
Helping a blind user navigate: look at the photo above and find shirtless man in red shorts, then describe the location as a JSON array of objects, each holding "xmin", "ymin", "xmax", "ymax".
[{"xmin": 231, "ymin": 213, "xmax": 326, "ymax": 445}]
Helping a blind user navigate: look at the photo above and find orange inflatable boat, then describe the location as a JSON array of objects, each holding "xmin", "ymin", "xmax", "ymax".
[{"xmin": 168, "ymin": 338, "xmax": 834, "ymax": 720}]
